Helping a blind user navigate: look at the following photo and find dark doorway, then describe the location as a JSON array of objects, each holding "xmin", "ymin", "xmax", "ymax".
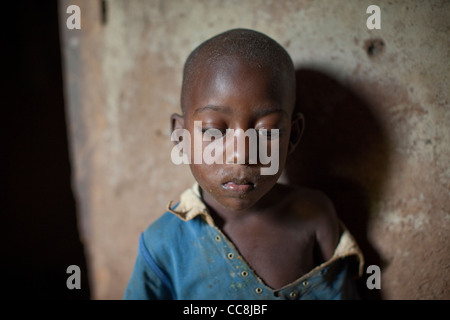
[{"xmin": 2, "ymin": 1, "xmax": 90, "ymax": 299}]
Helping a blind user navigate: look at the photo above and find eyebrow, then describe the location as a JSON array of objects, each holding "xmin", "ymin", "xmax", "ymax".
[
  {"xmin": 193, "ymin": 104, "xmax": 289, "ymax": 118},
  {"xmin": 254, "ymin": 107, "xmax": 289, "ymax": 118},
  {"xmin": 193, "ymin": 105, "xmax": 232, "ymax": 116}
]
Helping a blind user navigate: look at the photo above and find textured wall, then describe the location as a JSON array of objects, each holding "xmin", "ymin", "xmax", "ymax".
[{"xmin": 59, "ymin": 0, "xmax": 449, "ymax": 299}]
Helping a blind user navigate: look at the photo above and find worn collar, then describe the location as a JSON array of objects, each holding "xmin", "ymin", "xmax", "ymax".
[{"xmin": 167, "ymin": 183, "xmax": 214, "ymax": 226}]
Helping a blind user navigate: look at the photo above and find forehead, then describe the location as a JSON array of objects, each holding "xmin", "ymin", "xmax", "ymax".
[{"xmin": 184, "ymin": 55, "xmax": 292, "ymax": 115}]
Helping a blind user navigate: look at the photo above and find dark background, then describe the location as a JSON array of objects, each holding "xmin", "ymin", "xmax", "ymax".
[{"xmin": 2, "ymin": 1, "xmax": 90, "ymax": 299}]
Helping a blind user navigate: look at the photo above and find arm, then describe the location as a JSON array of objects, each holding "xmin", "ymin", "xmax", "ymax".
[
  {"xmin": 123, "ymin": 234, "xmax": 174, "ymax": 300},
  {"xmin": 314, "ymin": 193, "xmax": 340, "ymax": 262}
]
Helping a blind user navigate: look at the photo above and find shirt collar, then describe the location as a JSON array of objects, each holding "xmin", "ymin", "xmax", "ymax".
[
  {"xmin": 167, "ymin": 183, "xmax": 215, "ymax": 227},
  {"xmin": 167, "ymin": 183, "xmax": 364, "ymax": 276},
  {"xmin": 334, "ymin": 224, "xmax": 365, "ymax": 277}
]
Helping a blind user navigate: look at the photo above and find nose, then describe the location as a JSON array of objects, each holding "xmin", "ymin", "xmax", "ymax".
[{"xmin": 225, "ymin": 128, "xmax": 257, "ymax": 165}]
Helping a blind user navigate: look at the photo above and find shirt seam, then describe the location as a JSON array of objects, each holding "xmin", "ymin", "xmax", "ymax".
[{"xmin": 139, "ymin": 233, "xmax": 175, "ymax": 299}]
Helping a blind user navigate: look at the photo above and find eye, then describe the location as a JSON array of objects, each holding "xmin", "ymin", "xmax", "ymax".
[
  {"xmin": 202, "ymin": 127, "xmax": 226, "ymax": 139},
  {"xmin": 258, "ymin": 128, "xmax": 280, "ymax": 140}
]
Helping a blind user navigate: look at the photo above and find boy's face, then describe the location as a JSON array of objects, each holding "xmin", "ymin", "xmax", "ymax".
[{"xmin": 174, "ymin": 55, "xmax": 300, "ymax": 212}]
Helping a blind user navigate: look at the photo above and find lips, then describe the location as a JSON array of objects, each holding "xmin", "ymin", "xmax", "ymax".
[{"xmin": 222, "ymin": 180, "xmax": 255, "ymax": 193}]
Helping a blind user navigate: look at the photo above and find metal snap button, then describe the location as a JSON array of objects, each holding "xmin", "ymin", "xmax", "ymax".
[
  {"xmin": 227, "ymin": 252, "xmax": 234, "ymax": 259},
  {"xmin": 255, "ymin": 287, "xmax": 263, "ymax": 294},
  {"xmin": 241, "ymin": 271, "xmax": 248, "ymax": 277}
]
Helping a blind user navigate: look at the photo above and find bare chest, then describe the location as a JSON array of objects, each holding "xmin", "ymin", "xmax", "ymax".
[{"xmin": 222, "ymin": 221, "xmax": 317, "ymax": 290}]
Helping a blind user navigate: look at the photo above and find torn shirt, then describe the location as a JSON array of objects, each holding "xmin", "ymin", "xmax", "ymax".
[{"xmin": 124, "ymin": 183, "xmax": 364, "ymax": 300}]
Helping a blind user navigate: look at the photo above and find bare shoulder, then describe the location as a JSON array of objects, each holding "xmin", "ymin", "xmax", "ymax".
[
  {"xmin": 279, "ymin": 184, "xmax": 337, "ymax": 221},
  {"xmin": 278, "ymin": 184, "xmax": 341, "ymax": 260}
]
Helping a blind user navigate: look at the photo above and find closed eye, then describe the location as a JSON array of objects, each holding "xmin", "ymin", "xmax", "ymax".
[
  {"xmin": 258, "ymin": 128, "xmax": 281, "ymax": 140},
  {"xmin": 202, "ymin": 127, "xmax": 227, "ymax": 139}
]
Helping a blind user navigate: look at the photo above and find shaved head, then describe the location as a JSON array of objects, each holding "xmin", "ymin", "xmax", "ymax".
[{"xmin": 180, "ymin": 28, "xmax": 296, "ymax": 114}]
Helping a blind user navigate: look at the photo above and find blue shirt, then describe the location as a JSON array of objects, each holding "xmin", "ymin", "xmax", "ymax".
[{"xmin": 124, "ymin": 184, "xmax": 364, "ymax": 300}]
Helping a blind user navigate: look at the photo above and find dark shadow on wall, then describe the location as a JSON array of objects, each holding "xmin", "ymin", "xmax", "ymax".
[{"xmin": 286, "ymin": 69, "xmax": 391, "ymax": 300}]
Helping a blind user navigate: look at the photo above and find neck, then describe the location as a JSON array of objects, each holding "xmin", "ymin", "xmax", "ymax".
[{"xmin": 200, "ymin": 184, "xmax": 282, "ymax": 228}]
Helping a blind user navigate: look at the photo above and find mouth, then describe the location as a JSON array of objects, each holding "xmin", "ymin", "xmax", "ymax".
[{"xmin": 221, "ymin": 179, "xmax": 255, "ymax": 193}]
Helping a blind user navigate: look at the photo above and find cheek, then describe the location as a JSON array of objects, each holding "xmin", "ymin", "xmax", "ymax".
[
  {"xmin": 189, "ymin": 163, "xmax": 221, "ymax": 186},
  {"xmin": 277, "ymin": 137, "xmax": 290, "ymax": 163},
  {"xmin": 189, "ymin": 163, "xmax": 207, "ymax": 180},
  {"xmin": 265, "ymin": 136, "xmax": 289, "ymax": 162}
]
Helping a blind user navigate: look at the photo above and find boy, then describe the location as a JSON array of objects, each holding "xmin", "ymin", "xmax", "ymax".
[{"xmin": 124, "ymin": 29, "xmax": 363, "ymax": 300}]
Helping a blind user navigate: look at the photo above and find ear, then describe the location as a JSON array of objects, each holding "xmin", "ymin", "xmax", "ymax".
[
  {"xmin": 288, "ymin": 112, "xmax": 304, "ymax": 155},
  {"xmin": 170, "ymin": 113, "xmax": 185, "ymax": 144},
  {"xmin": 171, "ymin": 113, "xmax": 184, "ymax": 131}
]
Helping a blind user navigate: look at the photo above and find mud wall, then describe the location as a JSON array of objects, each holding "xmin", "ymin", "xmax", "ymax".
[{"xmin": 59, "ymin": 0, "xmax": 449, "ymax": 299}]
